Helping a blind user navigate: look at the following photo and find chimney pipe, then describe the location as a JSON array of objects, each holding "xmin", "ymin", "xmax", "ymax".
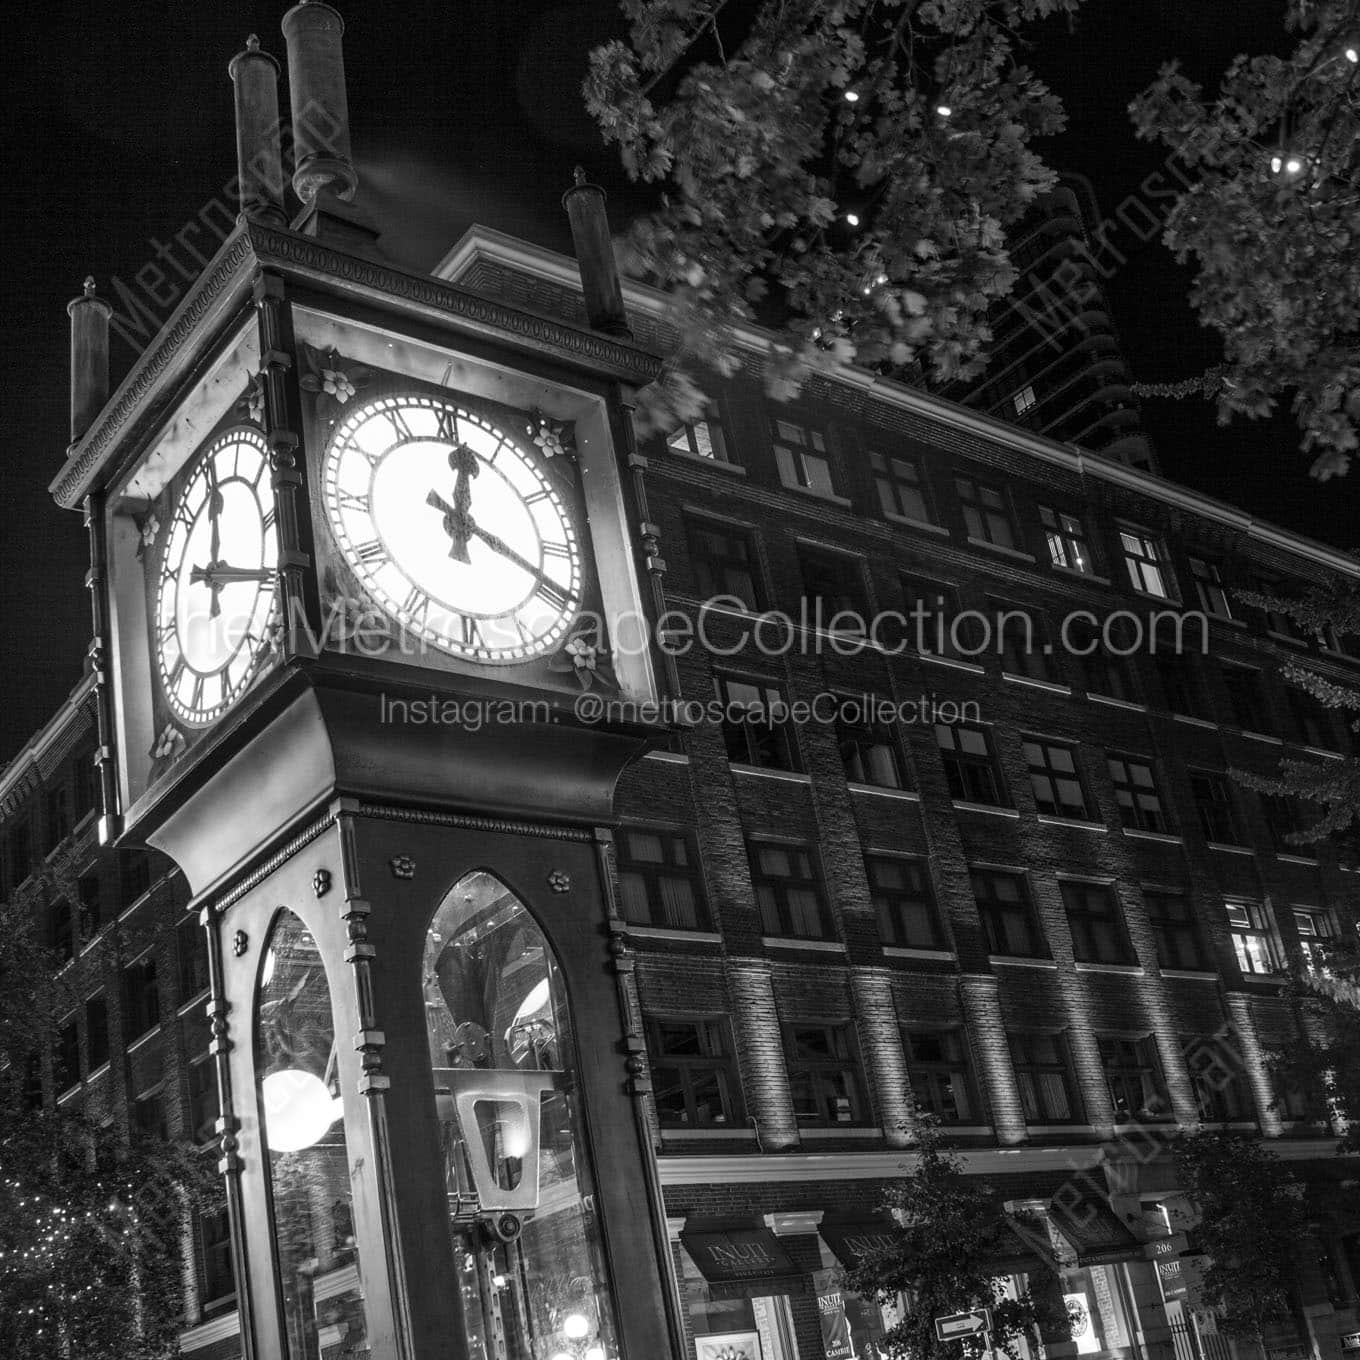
[
  {"xmin": 67, "ymin": 278, "xmax": 112, "ymax": 449},
  {"xmin": 562, "ymin": 167, "xmax": 631, "ymax": 337},
  {"xmin": 281, "ymin": 1, "xmax": 357, "ymax": 203},
  {"xmin": 228, "ymin": 35, "xmax": 286, "ymax": 225}
]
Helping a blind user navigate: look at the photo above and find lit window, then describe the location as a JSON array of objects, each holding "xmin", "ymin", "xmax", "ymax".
[
  {"xmin": 771, "ymin": 418, "xmax": 835, "ymax": 495},
  {"xmin": 665, "ymin": 415, "xmax": 730, "ymax": 462},
  {"xmin": 1013, "ymin": 384, "xmax": 1038, "ymax": 416},
  {"xmin": 1293, "ymin": 907, "xmax": 1336, "ymax": 972},
  {"xmin": 1225, "ymin": 901, "xmax": 1279, "ymax": 976},
  {"xmin": 1039, "ymin": 506, "xmax": 1091, "ymax": 573},
  {"xmin": 1120, "ymin": 528, "xmax": 1171, "ymax": 598},
  {"xmin": 1189, "ymin": 557, "xmax": 1233, "ymax": 620}
]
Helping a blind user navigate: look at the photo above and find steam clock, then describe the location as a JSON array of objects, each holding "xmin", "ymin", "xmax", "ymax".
[{"xmin": 52, "ymin": 6, "xmax": 683, "ymax": 1359}]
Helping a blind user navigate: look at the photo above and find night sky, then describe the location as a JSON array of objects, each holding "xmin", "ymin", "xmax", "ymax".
[{"xmin": 1, "ymin": 1, "xmax": 1351, "ymax": 763}]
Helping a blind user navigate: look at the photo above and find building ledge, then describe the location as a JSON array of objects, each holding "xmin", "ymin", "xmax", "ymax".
[
  {"xmin": 1086, "ymin": 693, "xmax": 1147, "ymax": 714},
  {"xmin": 966, "ymin": 536, "xmax": 1036, "ymax": 565},
  {"xmin": 884, "ymin": 510, "xmax": 949, "ymax": 538},
  {"xmin": 1037, "ymin": 815, "xmax": 1107, "ymax": 832},
  {"xmin": 952, "ymin": 800, "xmax": 1019, "ymax": 819},
  {"xmin": 848, "ymin": 782, "xmax": 920, "ymax": 801}
]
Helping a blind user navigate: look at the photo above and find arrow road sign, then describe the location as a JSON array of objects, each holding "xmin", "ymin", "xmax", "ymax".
[{"xmin": 936, "ymin": 1308, "xmax": 993, "ymax": 1342}]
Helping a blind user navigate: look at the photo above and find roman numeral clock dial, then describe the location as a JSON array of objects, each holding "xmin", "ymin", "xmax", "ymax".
[
  {"xmin": 152, "ymin": 429, "xmax": 280, "ymax": 726},
  {"xmin": 321, "ymin": 395, "xmax": 583, "ymax": 663}
]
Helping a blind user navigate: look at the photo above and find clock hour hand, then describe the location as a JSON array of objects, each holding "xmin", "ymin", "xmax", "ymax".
[
  {"xmin": 468, "ymin": 523, "xmax": 576, "ymax": 606},
  {"xmin": 425, "ymin": 489, "xmax": 473, "ymax": 563},
  {"xmin": 191, "ymin": 562, "xmax": 273, "ymax": 620}
]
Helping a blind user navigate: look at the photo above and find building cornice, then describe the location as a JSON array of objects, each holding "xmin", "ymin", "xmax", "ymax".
[
  {"xmin": 438, "ymin": 226, "xmax": 1360, "ymax": 583},
  {"xmin": 0, "ymin": 674, "xmax": 96, "ymax": 812}
]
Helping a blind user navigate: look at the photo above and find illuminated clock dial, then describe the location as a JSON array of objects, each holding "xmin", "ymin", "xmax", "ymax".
[
  {"xmin": 322, "ymin": 394, "xmax": 582, "ymax": 662},
  {"xmin": 153, "ymin": 428, "xmax": 279, "ymax": 725}
]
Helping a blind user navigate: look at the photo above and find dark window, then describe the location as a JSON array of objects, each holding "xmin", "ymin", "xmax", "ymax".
[
  {"xmin": 1226, "ymin": 900, "xmax": 1279, "ymax": 976},
  {"xmin": 866, "ymin": 855, "xmax": 944, "ymax": 950},
  {"xmin": 1183, "ymin": 1030, "xmax": 1250, "ymax": 1123},
  {"xmin": 122, "ymin": 956, "xmax": 161, "ymax": 1040},
  {"xmin": 44, "ymin": 787, "xmax": 71, "ymax": 853},
  {"xmin": 771, "ymin": 417, "xmax": 834, "ymax": 494},
  {"xmin": 714, "ymin": 675, "xmax": 800, "ymax": 771},
  {"xmin": 1156, "ymin": 655, "xmax": 1209, "ymax": 720},
  {"xmin": 56, "ymin": 1017, "xmax": 80, "ymax": 1093},
  {"xmin": 132, "ymin": 1090, "xmax": 167, "ymax": 1143},
  {"xmin": 1040, "ymin": 506, "xmax": 1092, "ymax": 573},
  {"xmin": 665, "ymin": 414, "xmax": 730, "ymax": 463},
  {"xmin": 1190, "ymin": 772, "xmax": 1241, "ymax": 845},
  {"xmin": 646, "ymin": 1017, "xmax": 741, "ymax": 1126},
  {"xmin": 972, "ymin": 868, "xmax": 1045, "ymax": 958},
  {"xmin": 836, "ymin": 706, "xmax": 906, "ymax": 788},
  {"xmin": 1190, "ymin": 557, "xmax": 1234, "ymax": 620},
  {"xmin": 72, "ymin": 748, "xmax": 99, "ymax": 822},
  {"xmin": 119, "ymin": 851, "xmax": 151, "ymax": 908},
  {"xmin": 993, "ymin": 601, "xmax": 1058, "ymax": 684},
  {"xmin": 1144, "ymin": 891, "xmax": 1209, "ymax": 972},
  {"xmin": 177, "ymin": 912, "xmax": 210, "ymax": 1001},
  {"xmin": 1023, "ymin": 739, "xmax": 1091, "ymax": 820},
  {"xmin": 904, "ymin": 1029, "xmax": 978, "ymax": 1123},
  {"xmin": 616, "ymin": 827, "xmax": 710, "ymax": 931},
  {"xmin": 749, "ymin": 841, "xmax": 831, "ymax": 939},
  {"xmin": 935, "ymin": 723, "xmax": 1006, "ymax": 806},
  {"xmin": 183, "ymin": 1010, "xmax": 217, "ymax": 1144},
  {"xmin": 1108, "ymin": 754, "xmax": 1170, "ymax": 834},
  {"xmin": 956, "ymin": 475, "xmax": 1018, "ymax": 549},
  {"xmin": 1099, "ymin": 1035, "xmax": 1172, "ymax": 1122},
  {"xmin": 901, "ymin": 576, "xmax": 982, "ymax": 659},
  {"xmin": 1263, "ymin": 795, "xmax": 1310, "ymax": 855},
  {"xmin": 1221, "ymin": 665, "xmax": 1269, "ymax": 733},
  {"xmin": 785, "ymin": 1022, "xmax": 867, "ymax": 1125},
  {"xmin": 77, "ymin": 871, "xmax": 102, "ymax": 940},
  {"xmin": 22, "ymin": 1054, "xmax": 42, "ymax": 1110},
  {"xmin": 6, "ymin": 821, "xmax": 33, "ymax": 890},
  {"xmin": 871, "ymin": 451, "xmax": 932, "ymax": 523},
  {"xmin": 1061, "ymin": 881, "xmax": 1134, "ymax": 964},
  {"xmin": 50, "ymin": 899, "xmax": 74, "ymax": 966},
  {"xmin": 200, "ymin": 1208, "xmax": 236, "ymax": 1305},
  {"xmin": 85, "ymin": 994, "xmax": 109, "ymax": 1071},
  {"xmin": 1257, "ymin": 581, "xmax": 1312, "ymax": 644},
  {"xmin": 1010, "ymin": 1032, "xmax": 1081, "ymax": 1123},
  {"xmin": 1119, "ymin": 528, "xmax": 1171, "ymax": 598},
  {"xmin": 1287, "ymin": 686, "xmax": 1335, "ymax": 750},
  {"xmin": 687, "ymin": 518, "xmax": 761, "ymax": 610},
  {"xmin": 799, "ymin": 546, "xmax": 869, "ymax": 624},
  {"xmin": 1071, "ymin": 617, "xmax": 1140, "ymax": 704}
]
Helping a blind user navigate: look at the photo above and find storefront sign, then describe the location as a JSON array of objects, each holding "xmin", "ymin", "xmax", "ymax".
[
  {"xmin": 815, "ymin": 1269, "xmax": 856, "ymax": 1360},
  {"xmin": 1339, "ymin": 1332, "xmax": 1360, "ymax": 1352},
  {"xmin": 680, "ymin": 1224, "xmax": 797, "ymax": 1284},
  {"xmin": 1155, "ymin": 1256, "xmax": 1187, "ymax": 1300},
  {"xmin": 1141, "ymin": 1233, "xmax": 1189, "ymax": 1261},
  {"xmin": 820, "ymin": 1217, "xmax": 899, "ymax": 1270}
]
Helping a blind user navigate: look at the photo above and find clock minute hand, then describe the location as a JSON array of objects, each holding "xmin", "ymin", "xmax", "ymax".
[
  {"xmin": 469, "ymin": 523, "xmax": 576, "ymax": 606},
  {"xmin": 191, "ymin": 562, "xmax": 274, "ymax": 586}
]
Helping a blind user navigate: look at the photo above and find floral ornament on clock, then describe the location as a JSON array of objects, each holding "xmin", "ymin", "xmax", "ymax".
[
  {"xmin": 548, "ymin": 616, "xmax": 616, "ymax": 691},
  {"xmin": 320, "ymin": 566, "xmax": 392, "ymax": 655},
  {"xmin": 133, "ymin": 509, "xmax": 161, "ymax": 561},
  {"xmin": 150, "ymin": 722, "xmax": 187, "ymax": 763},
  {"xmin": 233, "ymin": 374, "xmax": 267, "ymax": 427},
  {"xmin": 526, "ymin": 409, "xmax": 576, "ymax": 462},
  {"xmin": 300, "ymin": 344, "xmax": 369, "ymax": 426}
]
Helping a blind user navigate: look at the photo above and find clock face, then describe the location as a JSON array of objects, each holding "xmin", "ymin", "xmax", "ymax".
[
  {"xmin": 322, "ymin": 394, "xmax": 582, "ymax": 662},
  {"xmin": 153, "ymin": 429, "xmax": 279, "ymax": 726}
]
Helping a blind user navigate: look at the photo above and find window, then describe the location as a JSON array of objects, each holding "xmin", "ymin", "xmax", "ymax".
[
  {"xmin": 784, "ymin": 1022, "xmax": 867, "ymax": 1125},
  {"xmin": 646, "ymin": 1017, "xmax": 741, "ymax": 1126},
  {"xmin": 77, "ymin": 870, "xmax": 102, "ymax": 940},
  {"xmin": 1190, "ymin": 557, "xmax": 1234, "ymax": 620},
  {"xmin": 904, "ymin": 1030, "xmax": 978, "ymax": 1123},
  {"xmin": 993, "ymin": 601, "xmax": 1058, "ymax": 684},
  {"xmin": 1226, "ymin": 901, "xmax": 1279, "ymax": 976},
  {"xmin": 1263, "ymin": 795, "xmax": 1310, "ymax": 855},
  {"xmin": 1293, "ymin": 907, "xmax": 1336, "ymax": 971},
  {"xmin": 616, "ymin": 827, "xmax": 709, "ymax": 931},
  {"xmin": 666, "ymin": 414, "xmax": 729, "ymax": 462},
  {"xmin": 178, "ymin": 912, "xmax": 210, "ymax": 1001},
  {"xmin": 44, "ymin": 787, "xmax": 70, "ymax": 853},
  {"xmin": 1190, "ymin": 772, "xmax": 1241, "ymax": 845},
  {"xmin": 956, "ymin": 475, "xmax": 1018, "ymax": 549},
  {"xmin": 1144, "ymin": 891, "xmax": 1209, "ymax": 972},
  {"xmin": 1010, "ymin": 1032, "xmax": 1081, "ymax": 1124},
  {"xmin": 6, "ymin": 820, "xmax": 33, "ymax": 890},
  {"xmin": 119, "ymin": 851, "xmax": 151, "ymax": 908},
  {"xmin": 866, "ymin": 856, "xmax": 944, "ymax": 950},
  {"xmin": 798, "ymin": 545, "xmax": 869, "ymax": 624},
  {"xmin": 1155, "ymin": 655, "xmax": 1209, "ymax": 720},
  {"xmin": 1023, "ymin": 739, "xmax": 1091, "ymax": 820},
  {"xmin": 687, "ymin": 518, "xmax": 762, "ymax": 610},
  {"xmin": 870, "ymin": 451, "xmax": 932, "ymax": 523},
  {"xmin": 56, "ymin": 1017, "xmax": 80, "ymax": 1093},
  {"xmin": 85, "ymin": 994, "xmax": 109, "ymax": 1071},
  {"xmin": 1072, "ymin": 617, "xmax": 1140, "ymax": 704},
  {"xmin": 1120, "ymin": 528, "xmax": 1171, "ymax": 598},
  {"xmin": 901, "ymin": 576, "xmax": 981, "ymax": 659},
  {"xmin": 1013, "ymin": 384, "xmax": 1038, "ymax": 416},
  {"xmin": 837, "ymin": 707, "xmax": 906, "ymax": 789},
  {"xmin": 1287, "ymin": 686, "xmax": 1335, "ymax": 750},
  {"xmin": 122, "ymin": 956, "xmax": 161, "ymax": 1040},
  {"xmin": 73, "ymin": 748, "xmax": 99, "ymax": 823},
  {"xmin": 1061, "ymin": 881, "xmax": 1134, "ymax": 965},
  {"xmin": 132, "ymin": 1090, "xmax": 167, "ymax": 1143},
  {"xmin": 749, "ymin": 841, "xmax": 831, "ymax": 939},
  {"xmin": 50, "ymin": 899, "xmax": 74, "ymax": 966},
  {"xmin": 1257, "ymin": 580, "xmax": 1311, "ymax": 643},
  {"xmin": 1221, "ymin": 665, "xmax": 1269, "ymax": 733},
  {"xmin": 184, "ymin": 1009, "xmax": 217, "ymax": 1144},
  {"xmin": 1184, "ymin": 1030, "xmax": 1250, "ymax": 1123},
  {"xmin": 972, "ymin": 869, "xmax": 1045, "ymax": 958},
  {"xmin": 199, "ymin": 1208, "xmax": 236, "ymax": 1305},
  {"xmin": 714, "ymin": 674, "xmax": 799, "ymax": 771},
  {"xmin": 1040, "ymin": 506, "xmax": 1091, "ymax": 573},
  {"xmin": 1099, "ymin": 1035, "xmax": 1172, "ymax": 1122},
  {"xmin": 1108, "ymin": 754, "xmax": 1170, "ymax": 834},
  {"xmin": 771, "ymin": 417, "xmax": 834, "ymax": 494},
  {"xmin": 936, "ymin": 723, "xmax": 1006, "ymax": 806}
]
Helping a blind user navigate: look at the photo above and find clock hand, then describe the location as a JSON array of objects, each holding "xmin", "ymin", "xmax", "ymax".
[
  {"xmin": 468, "ymin": 523, "xmax": 576, "ymax": 605},
  {"xmin": 191, "ymin": 562, "xmax": 274, "ymax": 587},
  {"xmin": 425, "ymin": 489, "xmax": 474, "ymax": 563},
  {"xmin": 204, "ymin": 462, "xmax": 225, "ymax": 617}
]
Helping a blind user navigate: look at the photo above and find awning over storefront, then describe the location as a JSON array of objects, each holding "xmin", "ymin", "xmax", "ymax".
[
  {"xmin": 680, "ymin": 1219, "xmax": 799, "ymax": 1285},
  {"xmin": 819, "ymin": 1215, "xmax": 899, "ymax": 1271},
  {"xmin": 1047, "ymin": 1195, "xmax": 1143, "ymax": 1267}
]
